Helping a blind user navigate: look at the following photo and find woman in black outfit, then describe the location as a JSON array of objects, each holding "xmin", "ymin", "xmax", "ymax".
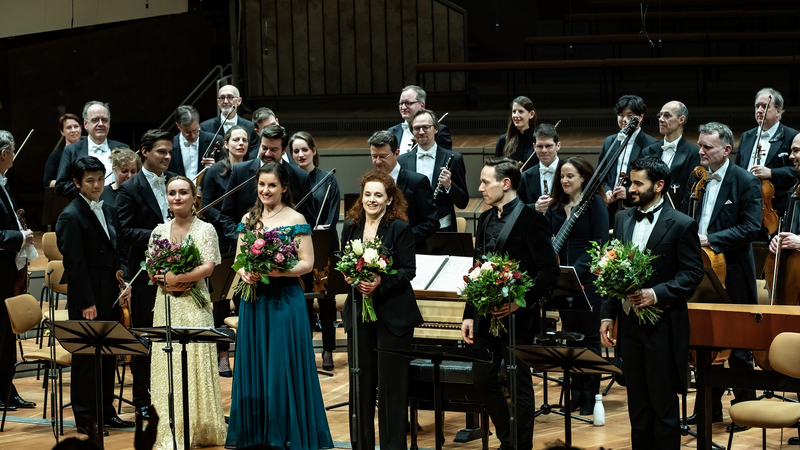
[
  {"xmin": 340, "ymin": 170, "xmax": 423, "ymax": 450},
  {"xmin": 201, "ymin": 125, "xmax": 248, "ymax": 377},
  {"xmin": 289, "ymin": 131, "xmax": 341, "ymax": 371},
  {"xmin": 44, "ymin": 114, "xmax": 83, "ymax": 187},
  {"xmin": 494, "ymin": 96, "xmax": 537, "ymax": 167},
  {"xmin": 544, "ymin": 156, "xmax": 608, "ymax": 415},
  {"xmin": 99, "ymin": 147, "xmax": 140, "ymax": 206}
]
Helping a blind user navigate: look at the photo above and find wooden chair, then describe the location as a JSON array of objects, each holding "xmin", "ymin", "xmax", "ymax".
[{"xmin": 37, "ymin": 260, "xmax": 69, "ymax": 348}]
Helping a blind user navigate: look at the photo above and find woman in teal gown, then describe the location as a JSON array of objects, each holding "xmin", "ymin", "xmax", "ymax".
[{"xmin": 225, "ymin": 162, "xmax": 333, "ymax": 449}]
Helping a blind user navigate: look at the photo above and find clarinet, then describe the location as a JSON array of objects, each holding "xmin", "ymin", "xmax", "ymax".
[{"xmin": 433, "ymin": 154, "xmax": 455, "ymax": 199}]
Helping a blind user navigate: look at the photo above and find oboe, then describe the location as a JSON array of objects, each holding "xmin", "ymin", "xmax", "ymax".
[{"xmin": 433, "ymin": 154, "xmax": 455, "ymax": 199}]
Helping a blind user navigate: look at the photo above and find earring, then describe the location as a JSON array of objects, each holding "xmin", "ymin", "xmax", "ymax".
[
  {"xmin": 191, "ymin": 204, "xmax": 198, "ymax": 216},
  {"xmin": 167, "ymin": 208, "xmax": 175, "ymax": 219}
]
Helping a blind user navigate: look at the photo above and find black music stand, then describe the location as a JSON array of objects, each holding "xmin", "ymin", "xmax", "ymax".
[
  {"xmin": 515, "ymin": 345, "xmax": 621, "ymax": 447},
  {"xmin": 306, "ymin": 229, "xmax": 334, "ymax": 377},
  {"xmin": 426, "ymin": 232, "xmax": 474, "ymax": 257},
  {"xmin": 52, "ymin": 321, "xmax": 150, "ymax": 449},
  {"xmin": 378, "ymin": 344, "xmax": 492, "ymax": 450},
  {"xmin": 134, "ymin": 327, "xmax": 234, "ymax": 450},
  {"xmin": 207, "ymin": 252, "xmax": 236, "ymax": 303}
]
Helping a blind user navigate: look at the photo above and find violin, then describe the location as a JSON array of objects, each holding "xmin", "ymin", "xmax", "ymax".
[
  {"xmin": 688, "ymin": 166, "xmax": 728, "ymax": 287},
  {"xmin": 751, "ymin": 95, "xmax": 780, "ymax": 235},
  {"xmin": 543, "ymin": 179, "xmax": 549, "ymax": 196},
  {"xmin": 614, "ymin": 172, "xmax": 629, "ymax": 213},
  {"xmin": 12, "ymin": 209, "xmax": 30, "ymax": 296},
  {"xmin": 116, "ymin": 270, "xmax": 133, "ymax": 363}
]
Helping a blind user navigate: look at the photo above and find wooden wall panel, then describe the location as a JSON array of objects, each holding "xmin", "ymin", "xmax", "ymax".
[
  {"xmin": 245, "ymin": 0, "xmax": 263, "ymax": 97},
  {"xmin": 292, "ymin": 0, "xmax": 310, "ymax": 95},
  {"xmin": 339, "ymin": 0, "xmax": 357, "ymax": 94},
  {"xmin": 385, "ymin": 0, "xmax": 403, "ymax": 92},
  {"xmin": 276, "ymin": 1, "xmax": 294, "ymax": 95},
  {"xmin": 354, "ymin": 0, "xmax": 371, "ymax": 94},
  {"xmin": 432, "ymin": 2, "xmax": 449, "ymax": 91},
  {"xmin": 417, "ymin": 1, "xmax": 435, "ymax": 91},
  {"xmin": 322, "ymin": 0, "xmax": 341, "ymax": 95},
  {"xmin": 401, "ymin": 0, "xmax": 418, "ymax": 87},
  {"xmin": 307, "ymin": 0, "xmax": 325, "ymax": 95},
  {"xmin": 449, "ymin": 9, "xmax": 465, "ymax": 91},
  {"xmin": 262, "ymin": 0, "xmax": 279, "ymax": 96},
  {"xmin": 369, "ymin": 0, "xmax": 387, "ymax": 94}
]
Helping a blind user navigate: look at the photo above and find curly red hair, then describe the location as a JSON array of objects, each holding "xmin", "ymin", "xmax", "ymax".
[{"xmin": 346, "ymin": 170, "xmax": 409, "ymax": 227}]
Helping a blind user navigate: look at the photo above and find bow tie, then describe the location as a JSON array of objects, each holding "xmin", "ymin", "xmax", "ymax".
[
  {"xmin": 418, "ymin": 149, "xmax": 435, "ymax": 159},
  {"xmin": 662, "ymin": 142, "xmax": 677, "ymax": 152},
  {"xmin": 90, "ymin": 200, "xmax": 104, "ymax": 211},
  {"xmin": 152, "ymin": 175, "xmax": 166, "ymax": 185},
  {"xmin": 182, "ymin": 140, "xmax": 197, "ymax": 147},
  {"xmin": 91, "ymin": 145, "xmax": 107, "ymax": 154},
  {"xmin": 634, "ymin": 203, "xmax": 664, "ymax": 223},
  {"xmin": 759, "ymin": 130, "xmax": 771, "ymax": 140},
  {"xmin": 709, "ymin": 172, "xmax": 722, "ymax": 182},
  {"xmin": 617, "ymin": 131, "xmax": 628, "ymax": 142},
  {"xmin": 540, "ymin": 166, "xmax": 555, "ymax": 175},
  {"xmin": 223, "ymin": 119, "xmax": 237, "ymax": 127}
]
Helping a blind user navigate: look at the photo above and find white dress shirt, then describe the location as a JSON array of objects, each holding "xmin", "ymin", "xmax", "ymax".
[
  {"xmin": 399, "ymin": 122, "xmax": 415, "ymax": 154},
  {"xmin": 87, "ymin": 138, "xmax": 114, "ymax": 185},
  {"xmin": 416, "ymin": 143, "xmax": 438, "ymax": 187},
  {"xmin": 661, "ymin": 136, "xmax": 681, "ymax": 167},
  {"xmin": 625, "ymin": 198, "xmax": 665, "ymax": 314},
  {"xmin": 389, "ymin": 163, "xmax": 401, "ymax": 183},
  {"xmin": 220, "ymin": 114, "xmax": 239, "ymax": 133},
  {"xmin": 80, "ymin": 194, "xmax": 109, "ymax": 238},
  {"xmin": 539, "ymin": 157, "xmax": 559, "ymax": 196},
  {"xmin": 142, "ymin": 167, "xmax": 169, "ymax": 221},
  {"xmin": 180, "ymin": 135, "xmax": 200, "ymax": 180},
  {"xmin": 698, "ymin": 159, "xmax": 730, "ymax": 235},
  {"xmin": 616, "ymin": 128, "xmax": 642, "ymax": 175},
  {"xmin": 747, "ymin": 121, "xmax": 780, "ymax": 170}
]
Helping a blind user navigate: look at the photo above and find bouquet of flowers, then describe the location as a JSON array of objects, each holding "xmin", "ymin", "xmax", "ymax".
[
  {"xmin": 231, "ymin": 227, "xmax": 300, "ymax": 302},
  {"xmin": 142, "ymin": 234, "xmax": 206, "ymax": 308},
  {"xmin": 459, "ymin": 253, "xmax": 534, "ymax": 337},
  {"xmin": 335, "ymin": 237, "xmax": 396, "ymax": 322},
  {"xmin": 588, "ymin": 239, "xmax": 660, "ymax": 325}
]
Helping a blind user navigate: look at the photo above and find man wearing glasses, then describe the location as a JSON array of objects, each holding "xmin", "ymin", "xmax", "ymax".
[
  {"xmin": 56, "ymin": 101, "xmax": 126, "ymax": 199},
  {"xmin": 389, "ymin": 85, "xmax": 452, "ymax": 153},
  {"xmin": 200, "ymin": 85, "xmax": 256, "ymax": 146}
]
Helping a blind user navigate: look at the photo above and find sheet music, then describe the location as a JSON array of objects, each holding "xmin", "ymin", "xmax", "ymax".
[
  {"xmin": 412, "ymin": 254, "xmax": 449, "ymax": 290},
  {"xmin": 426, "ymin": 256, "xmax": 474, "ymax": 292}
]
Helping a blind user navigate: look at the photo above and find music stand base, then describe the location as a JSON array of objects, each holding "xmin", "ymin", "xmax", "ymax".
[
  {"xmin": 680, "ymin": 425, "xmax": 726, "ymax": 450},
  {"xmin": 453, "ymin": 427, "xmax": 484, "ymax": 443}
]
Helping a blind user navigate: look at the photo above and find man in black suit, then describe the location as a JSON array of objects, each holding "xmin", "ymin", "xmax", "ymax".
[
  {"xmin": 600, "ymin": 156, "xmax": 705, "ymax": 449},
  {"xmin": 769, "ymin": 133, "xmax": 800, "ymax": 252},
  {"xmin": 642, "ymin": 101, "xmax": 701, "ymax": 208},
  {"xmin": 398, "ymin": 109, "xmax": 468, "ymax": 233},
  {"xmin": 219, "ymin": 124, "xmax": 313, "ymax": 242},
  {"xmin": 116, "ymin": 129, "xmax": 176, "ymax": 419},
  {"xmin": 56, "ymin": 156, "xmax": 135, "ymax": 434},
  {"xmin": 598, "ymin": 95, "xmax": 660, "ymax": 216},
  {"xmin": 518, "ymin": 124, "xmax": 561, "ymax": 213},
  {"xmin": 388, "ymin": 85, "xmax": 452, "ymax": 153},
  {"xmin": 250, "ymin": 107, "xmax": 280, "ymax": 160},
  {"xmin": 367, "ymin": 130, "xmax": 439, "ymax": 253},
  {"xmin": 735, "ymin": 88, "xmax": 799, "ymax": 218},
  {"xmin": 200, "ymin": 85, "xmax": 257, "ymax": 152},
  {"xmin": 461, "ymin": 157, "xmax": 560, "ymax": 450},
  {"xmin": 0, "ymin": 131, "xmax": 36, "ymax": 412},
  {"xmin": 56, "ymin": 101, "xmax": 126, "ymax": 199},
  {"xmin": 682, "ymin": 122, "xmax": 762, "ymax": 431},
  {"xmin": 169, "ymin": 105, "xmax": 222, "ymax": 181}
]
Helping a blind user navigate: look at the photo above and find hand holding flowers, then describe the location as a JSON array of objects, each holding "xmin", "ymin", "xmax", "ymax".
[
  {"xmin": 335, "ymin": 237, "xmax": 395, "ymax": 322},
  {"xmin": 231, "ymin": 227, "xmax": 300, "ymax": 302},
  {"xmin": 142, "ymin": 234, "xmax": 207, "ymax": 308}
]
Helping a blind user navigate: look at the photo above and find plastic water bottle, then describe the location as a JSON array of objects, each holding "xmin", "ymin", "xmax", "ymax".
[{"xmin": 593, "ymin": 394, "xmax": 605, "ymax": 426}]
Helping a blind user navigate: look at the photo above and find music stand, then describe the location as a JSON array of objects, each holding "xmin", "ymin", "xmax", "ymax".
[
  {"xmin": 514, "ymin": 346, "xmax": 621, "ymax": 447},
  {"xmin": 207, "ymin": 252, "xmax": 236, "ymax": 303},
  {"xmin": 426, "ymin": 232, "xmax": 474, "ymax": 257},
  {"xmin": 52, "ymin": 321, "xmax": 150, "ymax": 449},
  {"xmin": 378, "ymin": 344, "xmax": 492, "ymax": 450},
  {"xmin": 134, "ymin": 327, "xmax": 234, "ymax": 450}
]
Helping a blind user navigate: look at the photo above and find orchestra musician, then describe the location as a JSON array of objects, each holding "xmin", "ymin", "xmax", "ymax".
[
  {"xmin": 199, "ymin": 85, "xmax": 257, "ymax": 150},
  {"xmin": 100, "ymin": 147, "xmax": 140, "ymax": 206},
  {"xmin": 56, "ymin": 156, "xmax": 134, "ymax": 435},
  {"xmin": 641, "ymin": 101, "xmax": 701, "ymax": 207},
  {"xmin": 600, "ymin": 156, "xmax": 704, "ymax": 449},
  {"xmin": 168, "ymin": 105, "xmax": 221, "ymax": 180},
  {"xmin": 544, "ymin": 156, "xmax": 608, "ymax": 415},
  {"xmin": 462, "ymin": 157, "xmax": 560, "ymax": 450},
  {"xmin": 769, "ymin": 133, "xmax": 800, "ymax": 252},
  {"xmin": 116, "ymin": 129, "xmax": 177, "ymax": 419},
  {"xmin": 55, "ymin": 101, "xmax": 126, "ymax": 199},
  {"xmin": 367, "ymin": 130, "xmax": 438, "ymax": 253},
  {"xmin": 518, "ymin": 123, "xmax": 561, "ymax": 213},
  {"xmin": 0, "ymin": 131, "xmax": 37, "ymax": 412},
  {"xmin": 681, "ymin": 122, "xmax": 762, "ymax": 431},
  {"xmin": 389, "ymin": 85, "xmax": 452, "ymax": 153},
  {"xmin": 495, "ymin": 96, "xmax": 538, "ymax": 166},
  {"xmin": 251, "ymin": 107, "xmax": 279, "ymax": 158},
  {"xmin": 398, "ymin": 109, "xmax": 469, "ymax": 232},
  {"xmin": 44, "ymin": 113, "xmax": 82, "ymax": 188}
]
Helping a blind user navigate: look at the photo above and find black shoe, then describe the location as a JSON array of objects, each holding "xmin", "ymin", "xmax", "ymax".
[
  {"xmin": 135, "ymin": 405, "xmax": 152, "ymax": 419},
  {"xmin": 0, "ymin": 400, "xmax": 16, "ymax": 411},
  {"xmin": 322, "ymin": 350, "xmax": 334, "ymax": 371},
  {"xmin": 77, "ymin": 424, "xmax": 109, "ymax": 437},
  {"xmin": 311, "ymin": 321, "xmax": 322, "ymax": 332},
  {"xmin": 9, "ymin": 396, "xmax": 35, "ymax": 409},
  {"xmin": 580, "ymin": 404, "xmax": 594, "ymax": 416},
  {"xmin": 686, "ymin": 411, "xmax": 723, "ymax": 425},
  {"xmin": 105, "ymin": 416, "xmax": 135, "ymax": 428},
  {"xmin": 727, "ymin": 423, "xmax": 750, "ymax": 433},
  {"xmin": 789, "ymin": 436, "xmax": 800, "ymax": 445},
  {"xmin": 219, "ymin": 370, "xmax": 233, "ymax": 378}
]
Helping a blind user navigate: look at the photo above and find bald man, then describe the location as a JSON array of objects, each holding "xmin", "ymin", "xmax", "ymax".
[{"xmin": 200, "ymin": 84, "xmax": 256, "ymax": 147}]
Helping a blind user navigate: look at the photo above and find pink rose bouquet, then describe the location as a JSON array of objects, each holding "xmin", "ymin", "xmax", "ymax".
[{"xmin": 231, "ymin": 227, "xmax": 299, "ymax": 302}]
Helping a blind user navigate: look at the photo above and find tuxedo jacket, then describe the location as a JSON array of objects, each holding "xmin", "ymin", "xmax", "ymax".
[
  {"xmin": 168, "ymin": 131, "xmax": 223, "ymax": 177},
  {"xmin": 55, "ymin": 138, "xmax": 126, "ymax": 198},
  {"xmin": 388, "ymin": 122, "xmax": 452, "ymax": 151},
  {"xmin": 397, "ymin": 147, "xmax": 468, "ymax": 232},
  {"xmin": 218, "ymin": 158, "xmax": 312, "ymax": 242},
  {"xmin": 56, "ymin": 197, "xmax": 122, "ymax": 319},
  {"xmin": 518, "ymin": 164, "xmax": 543, "ymax": 205},
  {"xmin": 598, "ymin": 131, "xmax": 660, "ymax": 205},
  {"xmin": 200, "ymin": 115, "xmax": 258, "ymax": 155},
  {"xmin": 0, "ymin": 185, "xmax": 24, "ymax": 295},
  {"xmin": 394, "ymin": 167, "xmax": 439, "ymax": 253},
  {"xmin": 735, "ymin": 123, "xmax": 800, "ymax": 214},
  {"xmin": 641, "ymin": 137, "xmax": 701, "ymax": 207},
  {"xmin": 602, "ymin": 203, "xmax": 704, "ymax": 397},
  {"xmin": 463, "ymin": 201, "xmax": 560, "ymax": 339},
  {"xmin": 681, "ymin": 163, "xmax": 762, "ymax": 304},
  {"xmin": 494, "ymin": 127, "xmax": 538, "ymax": 166},
  {"xmin": 116, "ymin": 170, "xmax": 176, "ymax": 285},
  {"xmin": 340, "ymin": 218, "xmax": 423, "ymax": 336}
]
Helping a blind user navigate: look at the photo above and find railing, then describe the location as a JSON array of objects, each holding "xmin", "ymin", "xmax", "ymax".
[{"xmin": 158, "ymin": 64, "xmax": 234, "ymax": 131}]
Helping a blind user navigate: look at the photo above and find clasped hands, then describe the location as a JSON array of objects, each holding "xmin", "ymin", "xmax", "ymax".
[
  {"xmin": 599, "ymin": 288, "xmax": 655, "ymax": 347},
  {"xmin": 343, "ymin": 274, "xmax": 381, "ymax": 296},
  {"xmin": 152, "ymin": 271, "xmax": 194, "ymax": 292}
]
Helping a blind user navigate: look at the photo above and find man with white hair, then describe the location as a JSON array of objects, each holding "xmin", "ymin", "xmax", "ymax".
[{"xmin": 200, "ymin": 85, "xmax": 256, "ymax": 144}]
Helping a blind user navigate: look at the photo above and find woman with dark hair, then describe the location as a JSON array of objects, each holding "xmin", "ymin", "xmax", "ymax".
[
  {"xmin": 226, "ymin": 162, "xmax": 332, "ymax": 449},
  {"xmin": 495, "ymin": 96, "xmax": 538, "ymax": 166},
  {"xmin": 201, "ymin": 125, "xmax": 249, "ymax": 377},
  {"xmin": 339, "ymin": 170, "xmax": 423, "ymax": 450},
  {"xmin": 545, "ymin": 156, "xmax": 608, "ymax": 415},
  {"xmin": 289, "ymin": 131, "xmax": 341, "ymax": 371},
  {"xmin": 99, "ymin": 147, "xmax": 140, "ymax": 205},
  {"xmin": 44, "ymin": 113, "xmax": 83, "ymax": 187}
]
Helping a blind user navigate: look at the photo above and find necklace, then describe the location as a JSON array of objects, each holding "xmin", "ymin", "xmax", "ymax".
[{"xmin": 264, "ymin": 206, "xmax": 285, "ymax": 220}]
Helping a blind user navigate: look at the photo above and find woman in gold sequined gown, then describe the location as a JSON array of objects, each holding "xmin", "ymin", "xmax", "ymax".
[{"xmin": 149, "ymin": 176, "xmax": 226, "ymax": 450}]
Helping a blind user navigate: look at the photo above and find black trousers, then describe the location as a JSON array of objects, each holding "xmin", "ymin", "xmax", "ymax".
[
  {"xmin": 347, "ymin": 319, "xmax": 413, "ymax": 450},
  {"xmin": 560, "ymin": 306, "xmax": 602, "ymax": 409},
  {"xmin": 472, "ymin": 332, "xmax": 536, "ymax": 450},
  {"xmin": 131, "ymin": 284, "xmax": 157, "ymax": 408},
  {"xmin": 0, "ymin": 282, "xmax": 18, "ymax": 403}
]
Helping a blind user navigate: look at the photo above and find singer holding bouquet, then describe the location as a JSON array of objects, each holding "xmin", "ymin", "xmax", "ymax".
[
  {"xmin": 147, "ymin": 175, "xmax": 226, "ymax": 449},
  {"xmin": 339, "ymin": 170, "xmax": 423, "ymax": 450},
  {"xmin": 226, "ymin": 162, "xmax": 332, "ymax": 449}
]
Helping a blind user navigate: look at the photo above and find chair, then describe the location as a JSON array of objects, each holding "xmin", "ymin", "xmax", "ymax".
[
  {"xmin": 38, "ymin": 261, "xmax": 69, "ymax": 348},
  {"xmin": 456, "ymin": 217, "xmax": 467, "ymax": 233},
  {"xmin": 37, "ymin": 233, "xmax": 66, "ymax": 346},
  {"xmin": 1, "ymin": 294, "xmax": 72, "ymax": 433},
  {"xmin": 727, "ymin": 332, "xmax": 800, "ymax": 449}
]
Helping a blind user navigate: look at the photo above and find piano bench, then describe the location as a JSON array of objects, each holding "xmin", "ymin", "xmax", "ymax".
[{"xmin": 409, "ymin": 359, "xmax": 490, "ymax": 450}]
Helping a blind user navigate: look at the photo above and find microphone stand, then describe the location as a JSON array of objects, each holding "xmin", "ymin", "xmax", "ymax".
[
  {"xmin": 507, "ymin": 299, "xmax": 518, "ymax": 450},
  {"xmin": 161, "ymin": 272, "xmax": 179, "ymax": 450},
  {"xmin": 349, "ymin": 280, "xmax": 362, "ymax": 450}
]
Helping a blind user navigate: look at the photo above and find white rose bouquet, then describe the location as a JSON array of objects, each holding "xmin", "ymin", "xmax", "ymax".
[{"xmin": 335, "ymin": 237, "xmax": 396, "ymax": 322}]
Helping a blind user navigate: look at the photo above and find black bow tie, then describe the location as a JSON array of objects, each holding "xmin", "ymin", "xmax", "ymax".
[{"xmin": 634, "ymin": 203, "xmax": 664, "ymax": 223}]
